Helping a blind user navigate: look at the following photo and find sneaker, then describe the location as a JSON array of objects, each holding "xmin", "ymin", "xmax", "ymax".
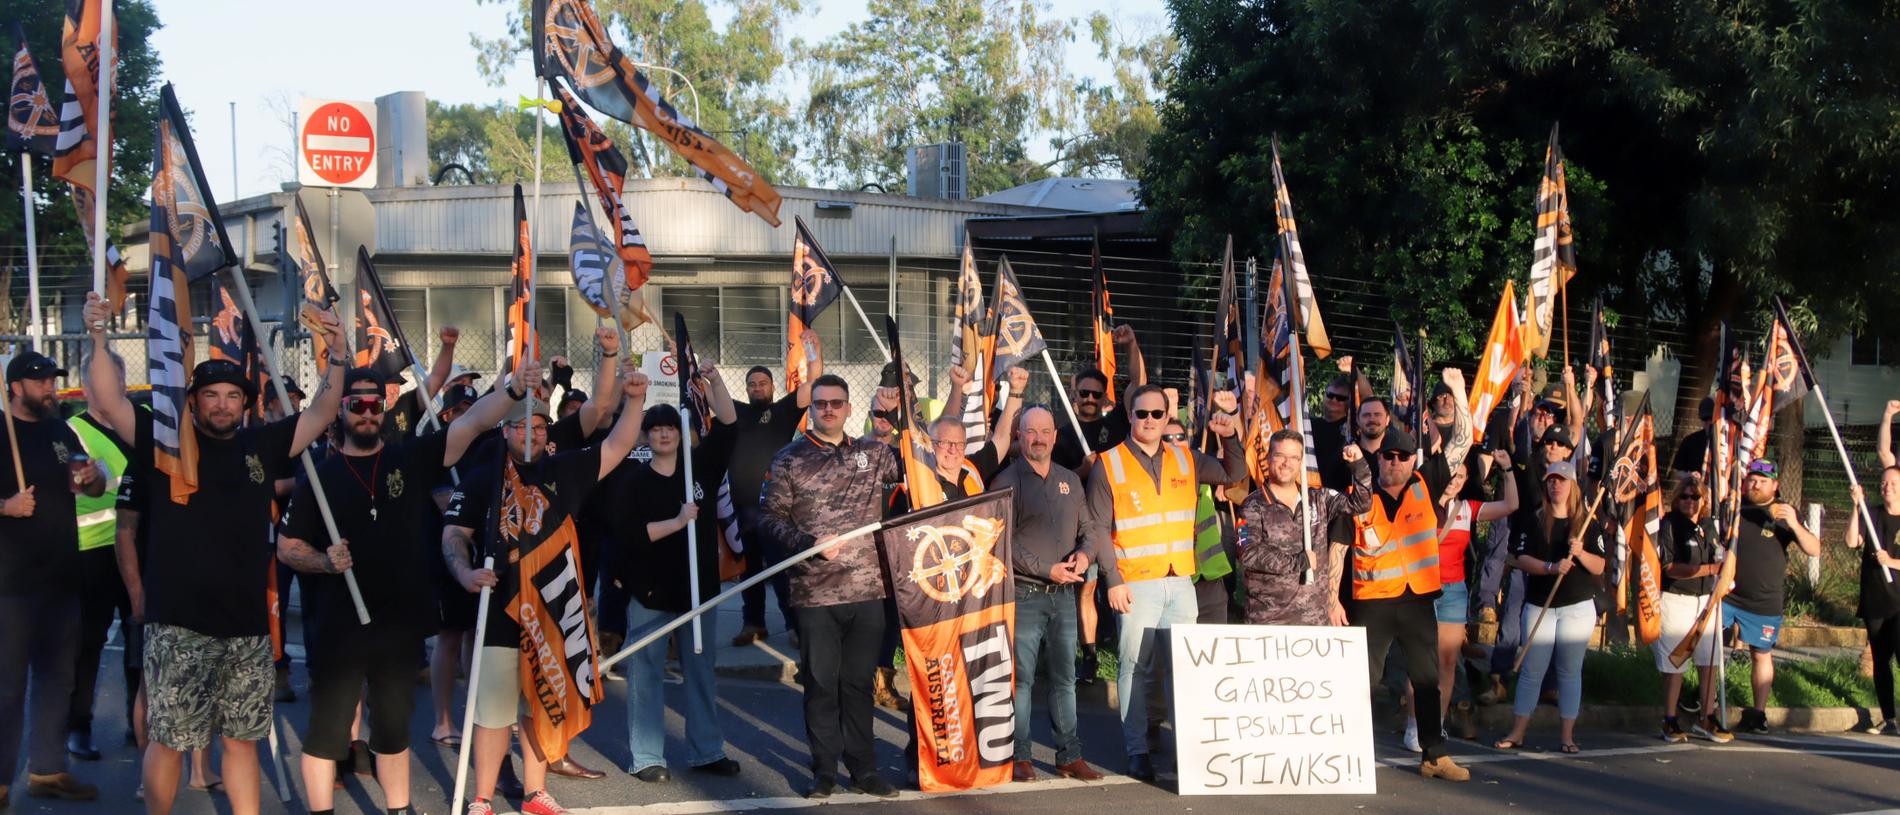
[
  {"xmin": 1403, "ymin": 718, "xmax": 1422, "ymax": 753},
  {"xmin": 26, "ymin": 772, "xmax": 98, "ymax": 801},
  {"xmin": 1740, "ymin": 708, "xmax": 1770, "ymax": 735},
  {"xmin": 465, "ymin": 799, "xmax": 495, "ymax": 815},
  {"xmin": 522, "ymin": 789, "xmax": 569, "ymax": 815},
  {"xmin": 1077, "ymin": 651, "xmax": 1100, "ymax": 686},
  {"xmin": 273, "ymin": 666, "xmax": 296, "ymax": 703},
  {"xmin": 1691, "ymin": 718, "xmax": 1735, "ymax": 744},
  {"xmin": 1420, "ymin": 755, "xmax": 1470, "ymax": 782},
  {"xmin": 1660, "ymin": 719, "xmax": 1687, "ymax": 744},
  {"xmin": 852, "ymin": 773, "xmax": 899, "ymax": 798},
  {"xmin": 1865, "ymin": 718, "xmax": 1900, "ymax": 736},
  {"xmin": 806, "ymin": 775, "xmax": 837, "ymax": 799}
]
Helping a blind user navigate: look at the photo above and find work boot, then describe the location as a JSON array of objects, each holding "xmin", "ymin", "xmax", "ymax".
[
  {"xmin": 27, "ymin": 772, "xmax": 98, "ymax": 800},
  {"xmin": 66, "ymin": 730, "xmax": 100, "ymax": 761},
  {"xmin": 1419, "ymin": 755, "xmax": 1469, "ymax": 782},
  {"xmin": 729, "ymin": 626, "xmax": 766, "ymax": 647},
  {"xmin": 1453, "ymin": 700, "xmax": 1478, "ymax": 740},
  {"xmin": 873, "ymin": 667, "xmax": 903, "ymax": 710},
  {"xmin": 1077, "ymin": 648, "xmax": 1100, "ymax": 687},
  {"xmin": 1476, "ymin": 674, "xmax": 1506, "ymax": 706}
]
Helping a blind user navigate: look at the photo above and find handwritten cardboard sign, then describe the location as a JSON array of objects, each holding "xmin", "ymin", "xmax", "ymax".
[{"xmin": 1169, "ymin": 624, "xmax": 1375, "ymax": 795}]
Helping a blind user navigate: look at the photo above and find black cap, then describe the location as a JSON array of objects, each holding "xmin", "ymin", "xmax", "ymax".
[
  {"xmin": 880, "ymin": 361, "xmax": 920, "ymax": 389},
  {"xmin": 187, "ymin": 359, "xmax": 256, "ymax": 402},
  {"xmin": 1429, "ymin": 382, "xmax": 1453, "ymax": 400},
  {"xmin": 343, "ymin": 367, "xmax": 387, "ymax": 394},
  {"xmin": 1376, "ymin": 428, "xmax": 1418, "ymax": 457},
  {"xmin": 1541, "ymin": 425, "xmax": 1575, "ymax": 449},
  {"xmin": 282, "ymin": 377, "xmax": 305, "ymax": 398},
  {"xmin": 6, "ymin": 351, "xmax": 67, "ymax": 383},
  {"xmin": 440, "ymin": 383, "xmax": 478, "ymax": 411}
]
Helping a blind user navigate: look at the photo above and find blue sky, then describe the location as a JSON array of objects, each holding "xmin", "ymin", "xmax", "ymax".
[{"xmin": 148, "ymin": 0, "xmax": 1168, "ymax": 201}]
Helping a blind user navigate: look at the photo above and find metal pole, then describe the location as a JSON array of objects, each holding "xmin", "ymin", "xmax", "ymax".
[
  {"xmin": 681, "ymin": 405, "xmax": 704, "ymax": 653},
  {"xmin": 265, "ymin": 718, "xmax": 290, "ymax": 803},
  {"xmin": 224, "ymin": 267, "xmax": 370, "ymax": 623},
  {"xmin": 842, "ymin": 287, "xmax": 891, "ymax": 361},
  {"xmin": 450, "ymin": 555, "xmax": 495, "ymax": 815},
  {"xmin": 89, "ymin": 2, "xmax": 112, "ymax": 301},
  {"xmin": 21, "ymin": 161, "xmax": 42, "ymax": 351},
  {"xmin": 1041, "ymin": 348, "xmax": 1090, "ymax": 456},
  {"xmin": 600, "ymin": 520, "xmax": 883, "ymax": 671},
  {"xmin": 524, "ymin": 78, "xmax": 547, "ymax": 454},
  {"xmin": 229, "ymin": 101, "xmax": 238, "ymax": 201},
  {"xmin": 1284, "ymin": 258, "xmax": 1315, "ymax": 585},
  {"xmin": 329, "ymin": 188, "xmax": 346, "ymax": 341},
  {"xmin": 630, "ymin": 62, "xmax": 700, "ymax": 125}
]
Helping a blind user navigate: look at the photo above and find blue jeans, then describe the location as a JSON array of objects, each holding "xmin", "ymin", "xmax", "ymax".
[
  {"xmin": 1115, "ymin": 576, "xmax": 1197, "ymax": 756},
  {"xmin": 1013, "ymin": 584, "xmax": 1081, "ymax": 765},
  {"xmin": 624, "ymin": 598, "xmax": 727, "ymax": 771},
  {"xmin": 1512, "ymin": 599, "xmax": 1594, "ymax": 720}
]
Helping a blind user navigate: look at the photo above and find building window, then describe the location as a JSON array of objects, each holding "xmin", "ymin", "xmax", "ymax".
[
  {"xmin": 385, "ymin": 288, "xmax": 428, "ymax": 346},
  {"xmin": 815, "ymin": 282, "xmax": 887, "ymax": 364},
  {"xmin": 1852, "ymin": 334, "xmax": 1883, "ymax": 367},
  {"xmin": 536, "ymin": 287, "xmax": 571, "ymax": 363},
  {"xmin": 429, "ymin": 287, "xmax": 497, "ymax": 368},
  {"xmin": 666, "ymin": 286, "xmax": 722, "ymax": 362},
  {"xmin": 658, "ymin": 285, "xmax": 784, "ymax": 366}
]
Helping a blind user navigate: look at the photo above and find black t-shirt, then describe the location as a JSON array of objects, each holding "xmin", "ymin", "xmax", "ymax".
[
  {"xmin": 1510, "ymin": 513, "xmax": 1606, "ymax": 609},
  {"xmin": 280, "ymin": 432, "xmax": 451, "ymax": 649},
  {"xmin": 1727, "ymin": 503, "xmax": 1799, "ymax": 616},
  {"xmin": 1860, "ymin": 510, "xmax": 1900, "ymax": 621},
  {"xmin": 381, "ymin": 388, "xmax": 427, "ymax": 442},
  {"xmin": 1052, "ymin": 406, "xmax": 1128, "ymax": 471},
  {"xmin": 136, "ymin": 413, "xmax": 298, "ymax": 638},
  {"xmin": 1312, "ymin": 415, "xmax": 1351, "ymax": 490},
  {"xmin": 609, "ymin": 421, "xmax": 736, "ymax": 613},
  {"xmin": 0, "ymin": 413, "xmax": 88, "ymax": 596},
  {"xmin": 1671, "ymin": 429, "xmax": 1708, "ymax": 474},
  {"xmin": 728, "ymin": 394, "xmax": 802, "ymax": 509},
  {"xmin": 443, "ymin": 446, "xmax": 605, "ymax": 649},
  {"xmin": 117, "ymin": 459, "xmax": 149, "ymax": 561},
  {"xmin": 1656, "ymin": 511, "xmax": 1716, "ymax": 596}
]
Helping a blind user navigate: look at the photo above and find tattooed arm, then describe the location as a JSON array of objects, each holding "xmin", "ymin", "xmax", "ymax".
[
  {"xmin": 442, "ymin": 524, "xmax": 497, "ymax": 593},
  {"xmin": 277, "ymin": 532, "xmax": 352, "ymax": 574}
]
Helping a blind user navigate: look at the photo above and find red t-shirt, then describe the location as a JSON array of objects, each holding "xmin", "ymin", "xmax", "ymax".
[{"xmin": 1438, "ymin": 499, "xmax": 1484, "ymax": 585}]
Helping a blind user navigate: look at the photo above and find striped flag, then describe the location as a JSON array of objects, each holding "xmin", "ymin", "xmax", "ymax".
[
  {"xmin": 1765, "ymin": 301, "xmax": 1812, "ymax": 412},
  {"xmin": 1468, "ymin": 282, "xmax": 1527, "ymax": 445},
  {"xmin": 567, "ymin": 201, "xmax": 658, "ymax": 332},
  {"xmin": 787, "ymin": 216, "xmax": 845, "ymax": 396},
  {"xmin": 985, "ymin": 256, "xmax": 1045, "ymax": 382},
  {"xmin": 552, "ymin": 82, "xmax": 653, "ymax": 291},
  {"xmin": 207, "ymin": 283, "xmax": 268, "ymax": 422},
  {"xmin": 148, "ymin": 83, "xmax": 238, "ymax": 504},
  {"xmin": 52, "ymin": 0, "xmax": 112, "ymax": 187},
  {"xmin": 505, "ymin": 184, "xmax": 537, "ymax": 380},
  {"xmin": 1522, "ymin": 124, "xmax": 1577, "ymax": 359},
  {"xmin": 533, "ymin": 0, "xmax": 782, "ymax": 226},
  {"xmin": 949, "ymin": 242, "xmax": 993, "ymax": 452},
  {"xmin": 1091, "ymin": 235, "xmax": 1116, "ymax": 388},
  {"xmin": 288, "ymin": 195, "xmax": 342, "ymax": 374},
  {"xmin": 6, "ymin": 24, "xmax": 58, "ymax": 157},
  {"xmin": 1590, "ymin": 298, "xmax": 1618, "ymax": 433},
  {"xmin": 1269, "ymin": 138, "xmax": 1331, "ymax": 357},
  {"xmin": 1614, "ymin": 397, "xmax": 1664, "ymax": 644},
  {"xmin": 887, "ymin": 315, "xmax": 945, "ymax": 510},
  {"xmin": 1249, "ymin": 258, "xmax": 1318, "ymax": 489}
]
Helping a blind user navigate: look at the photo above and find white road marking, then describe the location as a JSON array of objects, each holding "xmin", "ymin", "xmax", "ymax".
[{"xmin": 564, "ymin": 775, "xmax": 1141, "ymax": 814}]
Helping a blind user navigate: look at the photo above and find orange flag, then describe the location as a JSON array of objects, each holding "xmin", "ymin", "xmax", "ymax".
[{"xmin": 1468, "ymin": 281, "xmax": 1527, "ymax": 444}]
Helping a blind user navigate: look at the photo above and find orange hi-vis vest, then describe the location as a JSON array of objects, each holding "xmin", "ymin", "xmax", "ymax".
[
  {"xmin": 1352, "ymin": 479, "xmax": 1444, "ymax": 599},
  {"xmin": 1104, "ymin": 441, "xmax": 1198, "ymax": 583}
]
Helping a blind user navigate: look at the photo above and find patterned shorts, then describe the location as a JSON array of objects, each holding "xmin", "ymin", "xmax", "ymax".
[{"xmin": 143, "ymin": 623, "xmax": 275, "ymax": 751}]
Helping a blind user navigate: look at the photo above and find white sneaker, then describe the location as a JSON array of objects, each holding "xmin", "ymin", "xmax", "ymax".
[{"xmin": 1403, "ymin": 718, "xmax": 1422, "ymax": 753}]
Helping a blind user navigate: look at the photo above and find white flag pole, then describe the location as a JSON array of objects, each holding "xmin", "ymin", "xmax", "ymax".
[
  {"xmin": 682, "ymin": 403, "xmax": 704, "ymax": 653},
  {"xmin": 89, "ymin": 3, "xmax": 113, "ymax": 301},
  {"xmin": 842, "ymin": 286, "xmax": 892, "ymax": 362},
  {"xmin": 450, "ymin": 555, "xmax": 496, "ymax": 815},
  {"xmin": 21, "ymin": 161, "xmax": 42, "ymax": 351}
]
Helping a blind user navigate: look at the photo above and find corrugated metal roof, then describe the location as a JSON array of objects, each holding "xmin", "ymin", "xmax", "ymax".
[{"xmin": 975, "ymin": 177, "xmax": 1140, "ymax": 213}]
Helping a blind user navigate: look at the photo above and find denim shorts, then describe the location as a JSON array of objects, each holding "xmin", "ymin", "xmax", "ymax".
[{"xmin": 1434, "ymin": 581, "xmax": 1470, "ymax": 625}]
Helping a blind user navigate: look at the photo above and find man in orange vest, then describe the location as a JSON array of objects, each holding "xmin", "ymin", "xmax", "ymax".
[
  {"xmin": 1085, "ymin": 384, "xmax": 1244, "ymax": 781},
  {"xmin": 1342, "ymin": 428, "xmax": 1471, "ymax": 781}
]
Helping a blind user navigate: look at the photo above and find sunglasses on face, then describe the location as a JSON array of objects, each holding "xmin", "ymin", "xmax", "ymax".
[
  {"xmin": 1133, "ymin": 408, "xmax": 1168, "ymax": 421},
  {"xmin": 1324, "ymin": 392, "xmax": 1349, "ymax": 402},
  {"xmin": 343, "ymin": 395, "xmax": 384, "ymax": 415},
  {"xmin": 1378, "ymin": 451, "xmax": 1411, "ymax": 462},
  {"xmin": 1076, "ymin": 388, "xmax": 1105, "ymax": 400},
  {"xmin": 812, "ymin": 398, "xmax": 849, "ymax": 411},
  {"xmin": 1161, "ymin": 432, "xmax": 1187, "ymax": 443},
  {"xmin": 872, "ymin": 408, "xmax": 903, "ymax": 423}
]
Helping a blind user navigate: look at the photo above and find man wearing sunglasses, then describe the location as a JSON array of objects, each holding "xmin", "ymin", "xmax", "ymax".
[
  {"xmin": 275, "ymin": 361, "xmax": 535, "ymax": 815},
  {"xmin": 1346, "ymin": 428, "xmax": 1470, "ymax": 782},
  {"xmin": 1053, "ymin": 324, "xmax": 1145, "ymax": 473},
  {"xmin": 1084, "ymin": 384, "xmax": 1243, "ymax": 782}
]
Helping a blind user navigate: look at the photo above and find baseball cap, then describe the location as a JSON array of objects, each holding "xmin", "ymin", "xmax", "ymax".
[
  {"xmin": 439, "ymin": 383, "xmax": 479, "ymax": 412},
  {"xmin": 1375, "ymin": 428, "xmax": 1418, "ymax": 457},
  {"xmin": 1544, "ymin": 461, "xmax": 1578, "ymax": 483},
  {"xmin": 282, "ymin": 377, "xmax": 306, "ymax": 398},
  {"xmin": 1429, "ymin": 382, "xmax": 1453, "ymax": 400},
  {"xmin": 1540, "ymin": 425, "xmax": 1575, "ymax": 448},
  {"xmin": 187, "ymin": 359, "xmax": 257, "ymax": 401},
  {"xmin": 446, "ymin": 364, "xmax": 482, "ymax": 384},
  {"xmin": 880, "ymin": 361, "xmax": 920, "ymax": 389},
  {"xmin": 343, "ymin": 367, "xmax": 387, "ymax": 393},
  {"xmin": 6, "ymin": 351, "xmax": 67, "ymax": 383},
  {"xmin": 1746, "ymin": 459, "xmax": 1779, "ymax": 479}
]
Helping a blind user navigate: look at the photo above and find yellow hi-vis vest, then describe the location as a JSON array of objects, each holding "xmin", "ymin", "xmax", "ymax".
[
  {"xmin": 1352, "ymin": 479, "xmax": 1443, "ymax": 599},
  {"xmin": 69, "ymin": 415, "xmax": 126, "ymax": 552},
  {"xmin": 1104, "ymin": 441, "xmax": 1198, "ymax": 583}
]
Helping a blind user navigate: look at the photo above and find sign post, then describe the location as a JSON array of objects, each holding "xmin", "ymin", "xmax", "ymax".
[
  {"xmin": 299, "ymin": 99, "xmax": 380, "ymax": 336},
  {"xmin": 1169, "ymin": 624, "xmax": 1376, "ymax": 796}
]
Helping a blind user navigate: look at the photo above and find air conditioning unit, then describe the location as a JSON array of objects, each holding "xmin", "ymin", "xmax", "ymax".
[{"xmin": 907, "ymin": 143, "xmax": 966, "ymax": 200}]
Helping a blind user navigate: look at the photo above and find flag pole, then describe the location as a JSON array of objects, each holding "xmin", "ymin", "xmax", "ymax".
[
  {"xmin": 88, "ymin": 3, "xmax": 112, "ymax": 303},
  {"xmin": 681, "ymin": 402, "xmax": 704, "ymax": 654},
  {"xmin": 843, "ymin": 287, "xmax": 892, "ymax": 361},
  {"xmin": 1283, "ymin": 256, "xmax": 1316, "ymax": 585},
  {"xmin": 21, "ymin": 161, "xmax": 42, "ymax": 351},
  {"xmin": 451, "ymin": 555, "xmax": 495, "ymax": 815},
  {"xmin": 601, "ymin": 520, "xmax": 883, "ymax": 671},
  {"xmin": 0, "ymin": 363, "xmax": 25, "ymax": 489},
  {"xmin": 1514, "ymin": 483, "xmax": 1612, "ymax": 673},
  {"xmin": 524, "ymin": 79, "xmax": 548, "ymax": 458},
  {"xmin": 265, "ymin": 718, "xmax": 290, "ymax": 802},
  {"xmin": 1042, "ymin": 349, "xmax": 1091, "ymax": 456},
  {"xmin": 224, "ymin": 267, "xmax": 370, "ymax": 624}
]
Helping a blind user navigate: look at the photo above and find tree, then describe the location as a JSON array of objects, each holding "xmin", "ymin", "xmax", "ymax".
[
  {"xmin": 473, "ymin": 0, "xmax": 808, "ymax": 188},
  {"xmin": 796, "ymin": 0, "xmax": 1074, "ymax": 196},
  {"xmin": 1046, "ymin": 12, "xmax": 1174, "ymax": 179},
  {"xmin": 426, "ymin": 99, "xmax": 567, "ymax": 185},
  {"xmin": 1142, "ymin": 0, "xmax": 1900, "ymax": 434},
  {"xmin": 0, "ymin": 0, "xmax": 164, "ymax": 304}
]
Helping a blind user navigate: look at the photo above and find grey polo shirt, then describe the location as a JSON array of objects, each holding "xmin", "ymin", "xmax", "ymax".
[{"xmin": 990, "ymin": 457, "xmax": 1103, "ymax": 586}]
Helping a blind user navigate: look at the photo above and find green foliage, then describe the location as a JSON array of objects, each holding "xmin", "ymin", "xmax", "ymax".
[
  {"xmin": 425, "ymin": 99, "xmax": 562, "ymax": 185},
  {"xmin": 0, "ymin": 1, "xmax": 164, "ymax": 292},
  {"xmin": 1143, "ymin": 0, "xmax": 1900, "ymax": 385},
  {"xmin": 1583, "ymin": 645, "xmax": 1872, "ymax": 709}
]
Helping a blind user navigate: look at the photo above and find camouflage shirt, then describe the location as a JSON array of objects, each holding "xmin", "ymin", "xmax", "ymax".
[
  {"xmin": 1237, "ymin": 458, "xmax": 1372, "ymax": 625},
  {"xmin": 760, "ymin": 430, "xmax": 901, "ymax": 608}
]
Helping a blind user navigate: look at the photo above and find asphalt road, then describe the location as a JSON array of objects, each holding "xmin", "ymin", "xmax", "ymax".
[{"xmin": 10, "ymin": 634, "xmax": 1900, "ymax": 815}]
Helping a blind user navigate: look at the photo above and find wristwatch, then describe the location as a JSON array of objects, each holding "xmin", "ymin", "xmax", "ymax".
[{"xmin": 327, "ymin": 356, "xmax": 348, "ymax": 369}]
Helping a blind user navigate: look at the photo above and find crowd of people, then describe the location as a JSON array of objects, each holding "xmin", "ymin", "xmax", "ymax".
[{"xmin": 0, "ymin": 291, "xmax": 1894, "ymax": 815}]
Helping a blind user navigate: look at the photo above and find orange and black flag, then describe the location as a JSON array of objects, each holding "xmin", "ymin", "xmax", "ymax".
[
  {"xmin": 1606, "ymin": 392, "xmax": 1663, "ymax": 643},
  {"xmin": 877, "ymin": 488, "xmax": 1017, "ymax": 792},
  {"xmin": 985, "ymin": 256, "xmax": 1046, "ymax": 389},
  {"xmin": 533, "ymin": 0, "xmax": 782, "ymax": 226},
  {"xmin": 552, "ymin": 82, "xmax": 653, "ymax": 291},
  {"xmin": 674, "ymin": 312, "xmax": 713, "ymax": 437},
  {"xmin": 355, "ymin": 247, "xmax": 414, "ymax": 384},
  {"xmin": 1213, "ymin": 236, "xmax": 1241, "ymax": 390},
  {"xmin": 1589, "ymin": 298, "xmax": 1617, "ymax": 433},
  {"xmin": 1766, "ymin": 298, "xmax": 1814, "ymax": 412},
  {"xmin": 289, "ymin": 195, "xmax": 343, "ymax": 374},
  {"xmin": 497, "ymin": 451, "xmax": 603, "ymax": 764},
  {"xmin": 1468, "ymin": 282, "xmax": 1528, "ymax": 446},
  {"xmin": 1269, "ymin": 138, "xmax": 1331, "ymax": 357},
  {"xmin": 207, "ymin": 282, "xmax": 268, "ymax": 422},
  {"xmin": 1523, "ymin": 123, "xmax": 1578, "ymax": 359},
  {"xmin": 505, "ymin": 184, "xmax": 538, "ymax": 381},
  {"xmin": 887, "ymin": 315, "xmax": 945, "ymax": 510},
  {"xmin": 949, "ymin": 241, "xmax": 995, "ymax": 449},
  {"xmin": 147, "ymin": 83, "xmax": 238, "ymax": 505},
  {"xmin": 1090, "ymin": 234, "xmax": 1115, "ymax": 388},
  {"xmin": 52, "ymin": 0, "xmax": 112, "ymax": 187},
  {"xmin": 6, "ymin": 24, "xmax": 58, "ymax": 157},
  {"xmin": 787, "ymin": 216, "xmax": 844, "ymax": 395}
]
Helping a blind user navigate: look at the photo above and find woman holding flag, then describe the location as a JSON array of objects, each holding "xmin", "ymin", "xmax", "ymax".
[
  {"xmin": 1847, "ymin": 403, "xmax": 1900, "ymax": 736},
  {"xmin": 1495, "ymin": 463, "xmax": 1606, "ymax": 753}
]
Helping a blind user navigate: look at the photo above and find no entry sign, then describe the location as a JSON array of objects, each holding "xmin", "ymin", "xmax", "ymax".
[{"xmin": 298, "ymin": 98, "xmax": 378, "ymax": 189}]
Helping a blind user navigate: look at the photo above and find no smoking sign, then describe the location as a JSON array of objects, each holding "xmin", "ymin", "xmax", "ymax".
[{"xmin": 298, "ymin": 98, "xmax": 378, "ymax": 189}]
